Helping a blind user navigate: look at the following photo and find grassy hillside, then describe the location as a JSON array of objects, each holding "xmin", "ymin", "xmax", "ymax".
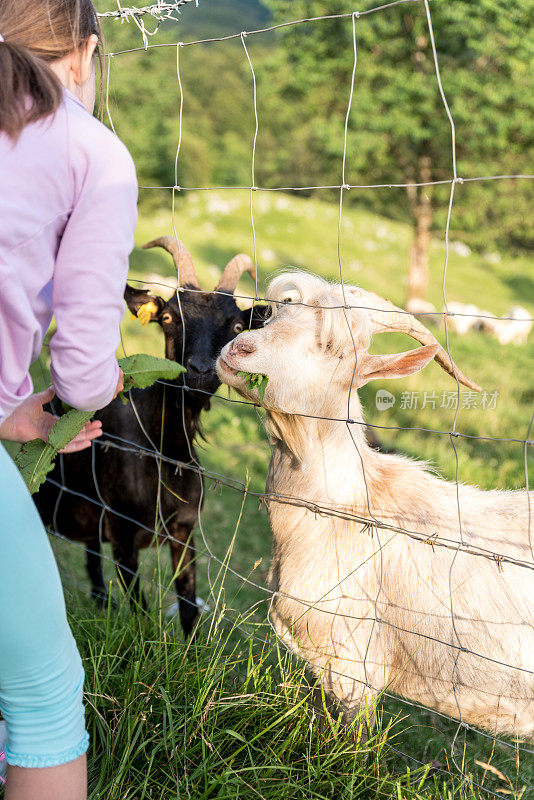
[
  {"xmin": 24, "ymin": 193, "xmax": 533, "ymax": 799},
  {"xmin": 126, "ymin": 190, "xmax": 534, "ymax": 486}
]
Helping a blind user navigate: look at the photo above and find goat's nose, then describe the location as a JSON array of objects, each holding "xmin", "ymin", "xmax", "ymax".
[
  {"xmin": 228, "ymin": 338, "xmax": 256, "ymax": 357},
  {"xmin": 188, "ymin": 357, "xmax": 213, "ymax": 376}
]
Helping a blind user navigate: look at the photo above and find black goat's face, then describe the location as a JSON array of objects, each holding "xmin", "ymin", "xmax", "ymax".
[
  {"xmin": 162, "ymin": 290, "xmax": 248, "ymax": 395},
  {"xmin": 125, "ymin": 283, "xmax": 266, "ymax": 400}
]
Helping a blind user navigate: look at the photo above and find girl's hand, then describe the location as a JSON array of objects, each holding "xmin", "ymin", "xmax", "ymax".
[
  {"xmin": 0, "ymin": 387, "xmax": 102, "ymax": 452},
  {"xmin": 112, "ymin": 368, "xmax": 124, "ymax": 400}
]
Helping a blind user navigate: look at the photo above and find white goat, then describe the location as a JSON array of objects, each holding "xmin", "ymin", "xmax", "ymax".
[
  {"xmin": 482, "ymin": 306, "xmax": 533, "ymax": 347},
  {"xmin": 405, "ymin": 297, "xmax": 440, "ymax": 327},
  {"xmin": 442, "ymin": 301, "xmax": 483, "ymax": 336},
  {"xmin": 217, "ymin": 272, "xmax": 534, "ymax": 738}
]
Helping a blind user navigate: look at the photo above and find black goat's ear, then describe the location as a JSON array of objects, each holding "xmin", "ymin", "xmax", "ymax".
[
  {"xmin": 246, "ymin": 304, "xmax": 270, "ymax": 330},
  {"xmin": 124, "ymin": 285, "xmax": 164, "ymax": 325}
]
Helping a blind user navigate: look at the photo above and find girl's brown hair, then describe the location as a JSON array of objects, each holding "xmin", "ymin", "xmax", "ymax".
[{"xmin": 0, "ymin": 0, "xmax": 103, "ymax": 139}]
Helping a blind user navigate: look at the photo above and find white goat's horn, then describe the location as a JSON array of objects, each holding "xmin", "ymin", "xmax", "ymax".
[
  {"xmin": 142, "ymin": 237, "xmax": 200, "ymax": 289},
  {"xmin": 352, "ymin": 288, "xmax": 481, "ymax": 391},
  {"xmin": 215, "ymin": 254, "xmax": 255, "ymax": 294}
]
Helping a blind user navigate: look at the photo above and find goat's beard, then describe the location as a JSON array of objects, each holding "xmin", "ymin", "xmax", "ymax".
[{"xmin": 264, "ymin": 409, "xmax": 310, "ymax": 463}]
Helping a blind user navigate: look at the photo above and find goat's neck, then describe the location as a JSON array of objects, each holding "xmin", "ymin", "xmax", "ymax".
[
  {"xmin": 157, "ymin": 381, "xmax": 202, "ymax": 457},
  {"xmin": 268, "ymin": 395, "xmax": 380, "ymax": 512}
]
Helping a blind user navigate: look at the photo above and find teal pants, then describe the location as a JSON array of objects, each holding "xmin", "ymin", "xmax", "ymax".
[{"xmin": 0, "ymin": 444, "xmax": 88, "ymax": 768}]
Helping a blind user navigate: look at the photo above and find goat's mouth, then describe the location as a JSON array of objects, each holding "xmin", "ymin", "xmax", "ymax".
[
  {"xmin": 217, "ymin": 356, "xmax": 239, "ymax": 376},
  {"xmin": 186, "ymin": 373, "xmax": 219, "ymax": 393}
]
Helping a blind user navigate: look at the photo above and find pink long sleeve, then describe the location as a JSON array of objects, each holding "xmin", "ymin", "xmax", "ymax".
[
  {"xmin": 0, "ymin": 91, "xmax": 137, "ymax": 423},
  {"xmin": 49, "ymin": 106, "xmax": 137, "ymax": 410}
]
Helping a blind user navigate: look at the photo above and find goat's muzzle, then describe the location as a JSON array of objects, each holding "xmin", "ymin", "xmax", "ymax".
[
  {"xmin": 227, "ymin": 337, "xmax": 256, "ymax": 358},
  {"xmin": 186, "ymin": 356, "xmax": 219, "ymax": 394},
  {"xmin": 217, "ymin": 336, "xmax": 258, "ymax": 383}
]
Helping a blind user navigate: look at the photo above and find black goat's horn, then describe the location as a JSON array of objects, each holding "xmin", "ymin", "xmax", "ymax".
[
  {"xmin": 142, "ymin": 237, "xmax": 200, "ymax": 289},
  {"xmin": 215, "ymin": 254, "xmax": 255, "ymax": 294}
]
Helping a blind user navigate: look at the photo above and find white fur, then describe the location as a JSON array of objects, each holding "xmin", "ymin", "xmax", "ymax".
[
  {"xmin": 442, "ymin": 301, "xmax": 483, "ymax": 336},
  {"xmin": 217, "ymin": 272, "xmax": 534, "ymax": 737},
  {"xmin": 482, "ymin": 306, "xmax": 532, "ymax": 346}
]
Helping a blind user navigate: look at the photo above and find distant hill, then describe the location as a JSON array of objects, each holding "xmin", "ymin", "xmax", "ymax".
[{"xmin": 174, "ymin": 0, "xmax": 271, "ymax": 39}]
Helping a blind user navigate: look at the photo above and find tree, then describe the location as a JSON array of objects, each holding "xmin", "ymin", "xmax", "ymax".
[
  {"xmin": 96, "ymin": 6, "xmax": 261, "ymax": 198},
  {"xmin": 261, "ymin": 0, "xmax": 534, "ymax": 300}
]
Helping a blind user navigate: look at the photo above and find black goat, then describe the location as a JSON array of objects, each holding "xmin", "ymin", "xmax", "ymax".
[{"xmin": 35, "ymin": 237, "xmax": 265, "ymax": 636}]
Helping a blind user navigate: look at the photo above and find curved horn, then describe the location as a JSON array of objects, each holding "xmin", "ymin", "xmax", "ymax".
[
  {"xmin": 351, "ymin": 288, "xmax": 480, "ymax": 391},
  {"xmin": 142, "ymin": 236, "xmax": 200, "ymax": 289},
  {"xmin": 215, "ymin": 254, "xmax": 255, "ymax": 294}
]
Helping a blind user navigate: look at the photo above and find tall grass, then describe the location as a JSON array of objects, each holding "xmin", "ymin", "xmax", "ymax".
[
  {"xmin": 39, "ymin": 522, "xmax": 528, "ymax": 800},
  {"xmin": 64, "ymin": 581, "xmax": 526, "ymax": 800}
]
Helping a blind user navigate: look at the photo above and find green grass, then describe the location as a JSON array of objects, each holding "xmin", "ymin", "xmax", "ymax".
[
  {"xmin": 5, "ymin": 191, "xmax": 533, "ymax": 798},
  {"xmin": 59, "ymin": 585, "xmax": 529, "ymax": 800}
]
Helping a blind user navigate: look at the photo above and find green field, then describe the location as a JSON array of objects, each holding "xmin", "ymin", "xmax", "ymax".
[{"xmin": 20, "ymin": 191, "xmax": 532, "ymax": 798}]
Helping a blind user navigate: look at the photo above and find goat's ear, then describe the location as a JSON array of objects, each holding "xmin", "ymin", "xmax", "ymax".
[
  {"xmin": 124, "ymin": 285, "xmax": 164, "ymax": 325},
  {"xmin": 358, "ymin": 344, "xmax": 439, "ymax": 386}
]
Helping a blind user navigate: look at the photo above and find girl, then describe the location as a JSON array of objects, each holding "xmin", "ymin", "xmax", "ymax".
[{"xmin": 0, "ymin": 1, "xmax": 138, "ymax": 797}]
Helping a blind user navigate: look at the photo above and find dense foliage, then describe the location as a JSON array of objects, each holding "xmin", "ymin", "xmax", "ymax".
[
  {"xmin": 98, "ymin": 0, "xmax": 533, "ymax": 262},
  {"xmin": 261, "ymin": 0, "xmax": 534, "ymax": 254},
  {"xmin": 59, "ymin": 597, "xmax": 528, "ymax": 800}
]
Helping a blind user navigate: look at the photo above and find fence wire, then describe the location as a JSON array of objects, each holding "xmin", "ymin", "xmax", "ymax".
[
  {"xmin": 39, "ymin": 0, "xmax": 534, "ymax": 796},
  {"xmin": 98, "ymin": 1, "xmax": 199, "ymax": 48}
]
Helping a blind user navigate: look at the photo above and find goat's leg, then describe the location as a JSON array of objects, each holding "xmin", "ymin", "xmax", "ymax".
[
  {"xmin": 321, "ymin": 660, "xmax": 379, "ymax": 738},
  {"xmin": 113, "ymin": 544, "xmax": 146, "ymax": 609},
  {"xmin": 169, "ymin": 525, "xmax": 198, "ymax": 638},
  {"xmin": 306, "ymin": 663, "xmax": 378, "ymax": 742},
  {"xmin": 85, "ymin": 543, "xmax": 109, "ymax": 606},
  {"xmin": 271, "ymin": 609, "xmax": 379, "ymax": 738}
]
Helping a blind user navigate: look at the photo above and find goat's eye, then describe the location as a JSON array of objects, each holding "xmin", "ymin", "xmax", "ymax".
[
  {"xmin": 279, "ymin": 289, "xmax": 299, "ymax": 305},
  {"xmin": 233, "ymin": 322, "xmax": 244, "ymax": 334},
  {"xmin": 161, "ymin": 312, "xmax": 173, "ymax": 324}
]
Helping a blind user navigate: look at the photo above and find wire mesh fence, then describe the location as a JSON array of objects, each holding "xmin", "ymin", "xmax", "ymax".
[{"xmin": 36, "ymin": 1, "xmax": 534, "ymax": 796}]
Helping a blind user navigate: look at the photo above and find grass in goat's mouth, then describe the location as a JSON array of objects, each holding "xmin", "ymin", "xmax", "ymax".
[{"xmin": 237, "ymin": 371, "xmax": 268, "ymax": 402}]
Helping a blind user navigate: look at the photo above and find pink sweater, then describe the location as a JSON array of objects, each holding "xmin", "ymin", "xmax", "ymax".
[{"xmin": 0, "ymin": 90, "xmax": 137, "ymax": 424}]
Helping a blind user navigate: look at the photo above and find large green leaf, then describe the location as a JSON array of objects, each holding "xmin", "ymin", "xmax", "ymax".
[
  {"xmin": 119, "ymin": 354, "xmax": 185, "ymax": 392},
  {"xmin": 15, "ymin": 355, "xmax": 184, "ymax": 494},
  {"xmin": 14, "ymin": 439, "xmax": 57, "ymax": 496},
  {"xmin": 47, "ymin": 410, "xmax": 94, "ymax": 451}
]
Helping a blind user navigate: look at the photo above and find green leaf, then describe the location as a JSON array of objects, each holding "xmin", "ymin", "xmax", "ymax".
[
  {"xmin": 119, "ymin": 354, "xmax": 185, "ymax": 392},
  {"xmin": 47, "ymin": 410, "xmax": 94, "ymax": 451},
  {"xmin": 15, "ymin": 439, "xmax": 56, "ymax": 495},
  {"xmin": 15, "ymin": 354, "xmax": 185, "ymax": 494},
  {"xmin": 15, "ymin": 407, "xmax": 98, "ymax": 495},
  {"xmin": 256, "ymin": 376, "xmax": 268, "ymax": 403},
  {"xmin": 237, "ymin": 371, "xmax": 269, "ymax": 404}
]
